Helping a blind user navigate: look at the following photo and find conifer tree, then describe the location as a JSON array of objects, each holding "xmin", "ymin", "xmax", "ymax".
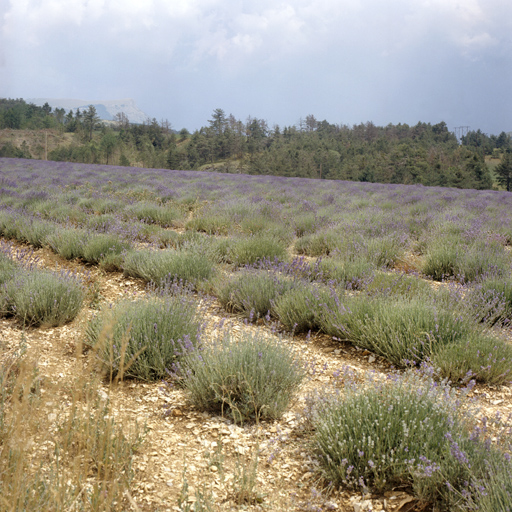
[{"xmin": 496, "ymin": 152, "xmax": 512, "ymax": 192}]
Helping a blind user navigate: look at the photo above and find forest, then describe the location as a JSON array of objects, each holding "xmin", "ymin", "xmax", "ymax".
[{"xmin": 1, "ymin": 98, "xmax": 511, "ymax": 190}]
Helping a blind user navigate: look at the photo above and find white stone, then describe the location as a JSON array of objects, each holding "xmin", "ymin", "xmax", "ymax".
[{"xmin": 353, "ymin": 499, "xmax": 373, "ymax": 512}]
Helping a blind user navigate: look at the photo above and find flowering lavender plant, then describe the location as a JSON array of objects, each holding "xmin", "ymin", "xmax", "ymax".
[
  {"xmin": 310, "ymin": 366, "xmax": 512, "ymax": 510},
  {"xmin": 85, "ymin": 293, "xmax": 202, "ymax": 381}
]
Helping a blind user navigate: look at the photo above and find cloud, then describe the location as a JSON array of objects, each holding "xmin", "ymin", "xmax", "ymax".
[
  {"xmin": 1, "ymin": 0, "xmax": 511, "ymax": 133},
  {"xmin": 3, "ymin": 0, "xmax": 509, "ymax": 61}
]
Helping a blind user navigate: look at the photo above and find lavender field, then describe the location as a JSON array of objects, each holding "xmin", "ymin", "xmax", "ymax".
[{"xmin": 1, "ymin": 157, "xmax": 512, "ymax": 511}]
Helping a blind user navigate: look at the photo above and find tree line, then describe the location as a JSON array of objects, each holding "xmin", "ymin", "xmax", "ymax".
[{"xmin": 1, "ymin": 99, "xmax": 511, "ymax": 190}]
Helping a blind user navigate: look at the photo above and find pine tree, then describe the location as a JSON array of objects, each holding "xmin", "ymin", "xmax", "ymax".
[
  {"xmin": 83, "ymin": 105, "xmax": 100, "ymax": 141},
  {"xmin": 495, "ymin": 152, "xmax": 512, "ymax": 192}
]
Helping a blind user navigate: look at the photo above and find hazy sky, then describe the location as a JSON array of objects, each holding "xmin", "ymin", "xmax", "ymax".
[{"xmin": 1, "ymin": 0, "xmax": 511, "ymax": 134}]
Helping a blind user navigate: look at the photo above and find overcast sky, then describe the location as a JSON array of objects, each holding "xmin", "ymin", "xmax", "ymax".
[{"xmin": 1, "ymin": 0, "xmax": 511, "ymax": 134}]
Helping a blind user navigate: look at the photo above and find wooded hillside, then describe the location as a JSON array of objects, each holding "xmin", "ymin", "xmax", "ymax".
[{"xmin": 1, "ymin": 99, "xmax": 511, "ymax": 190}]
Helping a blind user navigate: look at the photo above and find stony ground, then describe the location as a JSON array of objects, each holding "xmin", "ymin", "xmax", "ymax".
[{"xmin": 1, "ymin": 239, "xmax": 511, "ymax": 512}]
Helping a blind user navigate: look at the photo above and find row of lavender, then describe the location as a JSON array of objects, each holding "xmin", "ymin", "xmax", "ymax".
[
  {"xmin": 2, "ymin": 158, "xmax": 512, "ymax": 282},
  {"xmin": 1, "ymin": 157, "xmax": 512, "ymax": 383},
  {"xmin": 0, "ymin": 242, "xmax": 84, "ymax": 327},
  {"xmin": 1, "ymin": 158, "xmax": 512, "ymax": 510}
]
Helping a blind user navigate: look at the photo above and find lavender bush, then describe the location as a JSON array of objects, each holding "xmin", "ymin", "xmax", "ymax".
[
  {"xmin": 46, "ymin": 228, "xmax": 88, "ymax": 260},
  {"xmin": 0, "ymin": 251, "xmax": 16, "ymax": 285},
  {"xmin": 467, "ymin": 277, "xmax": 512, "ymax": 326},
  {"xmin": 181, "ymin": 331, "xmax": 305, "ymax": 424},
  {"xmin": 85, "ymin": 294, "xmax": 201, "ymax": 381},
  {"xmin": 124, "ymin": 201, "xmax": 183, "ymax": 227},
  {"xmin": 311, "ymin": 367, "xmax": 512, "ymax": 510},
  {"xmin": 294, "ymin": 230, "xmax": 340, "ymax": 256},
  {"xmin": 185, "ymin": 211, "xmax": 231, "ymax": 235},
  {"xmin": 362, "ymin": 271, "xmax": 431, "ymax": 298},
  {"xmin": 15, "ymin": 218, "xmax": 56, "ymax": 248},
  {"xmin": 4, "ymin": 268, "xmax": 84, "ymax": 327},
  {"xmin": 316, "ymin": 257, "xmax": 374, "ymax": 288},
  {"xmin": 319, "ymin": 293, "xmax": 488, "ymax": 371},
  {"xmin": 82, "ymin": 233, "xmax": 131, "ymax": 264},
  {"xmin": 230, "ymin": 235, "xmax": 288, "ymax": 267},
  {"xmin": 431, "ymin": 336, "xmax": 512, "ymax": 385},
  {"xmin": 122, "ymin": 247, "xmax": 215, "ymax": 288},
  {"xmin": 272, "ymin": 282, "xmax": 337, "ymax": 333},
  {"xmin": 422, "ymin": 237, "xmax": 511, "ymax": 282},
  {"xmin": 214, "ymin": 269, "xmax": 296, "ymax": 321}
]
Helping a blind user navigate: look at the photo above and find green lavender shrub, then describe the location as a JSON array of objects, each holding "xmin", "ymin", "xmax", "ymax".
[
  {"xmin": 0, "ymin": 251, "xmax": 16, "ymax": 285},
  {"xmin": 82, "ymin": 233, "xmax": 130, "ymax": 264},
  {"xmin": 125, "ymin": 201, "xmax": 181, "ymax": 227},
  {"xmin": 319, "ymin": 293, "xmax": 476, "ymax": 367},
  {"xmin": 4, "ymin": 269, "xmax": 84, "ymax": 327},
  {"xmin": 214, "ymin": 269, "xmax": 296, "ymax": 320},
  {"xmin": 230, "ymin": 235, "xmax": 288, "ymax": 267},
  {"xmin": 85, "ymin": 294, "xmax": 201, "ymax": 381},
  {"xmin": 421, "ymin": 237, "xmax": 461, "ymax": 280},
  {"xmin": 46, "ymin": 228, "xmax": 88, "ymax": 260},
  {"xmin": 466, "ymin": 277, "xmax": 512, "ymax": 326},
  {"xmin": 294, "ymin": 230, "xmax": 340, "ymax": 256},
  {"xmin": 431, "ymin": 336, "xmax": 512, "ymax": 385},
  {"xmin": 273, "ymin": 282, "xmax": 337, "ymax": 333},
  {"xmin": 423, "ymin": 238, "xmax": 510, "ymax": 282},
  {"xmin": 16, "ymin": 219, "xmax": 56, "ymax": 248},
  {"xmin": 0, "ymin": 251, "xmax": 17, "ymax": 315},
  {"xmin": 317, "ymin": 257, "xmax": 374, "ymax": 288},
  {"xmin": 122, "ymin": 248, "xmax": 214, "ymax": 288},
  {"xmin": 362, "ymin": 271, "xmax": 432, "ymax": 299},
  {"xmin": 185, "ymin": 215, "xmax": 230, "ymax": 235},
  {"xmin": 181, "ymin": 331, "xmax": 305, "ymax": 424},
  {"xmin": 310, "ymin": 368, "xmax": 512, "ymax": 510},
  {"xmin": 456, "ymin": 240, "xmax": 511, "ymax": 282}
]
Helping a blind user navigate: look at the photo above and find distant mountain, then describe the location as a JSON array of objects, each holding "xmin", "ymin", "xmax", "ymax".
[{"xmin": 27, "ymin": 98, "xmax": 150, "ymax": 124}]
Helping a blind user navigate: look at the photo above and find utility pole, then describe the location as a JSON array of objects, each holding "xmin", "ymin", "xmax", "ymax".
[{"xmin": 453, "ymin": 126, "xmax": 470, "ymax": 143}]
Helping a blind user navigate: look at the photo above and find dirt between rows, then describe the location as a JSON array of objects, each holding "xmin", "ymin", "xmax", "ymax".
[{"xmin": 1, "ymin": 239, "xmax": 511, "ymax": 512}]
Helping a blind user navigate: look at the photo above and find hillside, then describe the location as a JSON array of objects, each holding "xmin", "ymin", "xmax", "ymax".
[
  {"xmin": 28, "ymin": 98, "xmax": 149, "ymax": 124},
  {"xmin": 1, "ymin": 100, "xmax": 511, "ymax": 190},
  {"xmin": 0, "ymin": 128, "xmax": 75, "ymax": 160}
]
